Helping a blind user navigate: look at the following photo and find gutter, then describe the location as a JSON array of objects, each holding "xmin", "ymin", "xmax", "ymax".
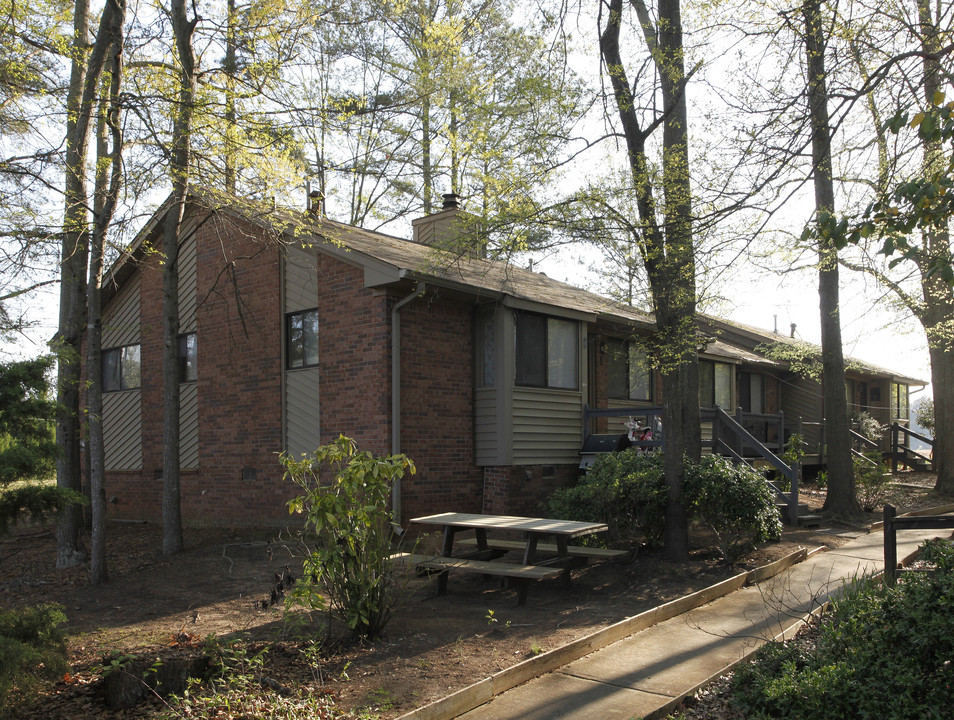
[{"xmin": 391, "ymin": 281, "xmax": 427, "ymax": 531}]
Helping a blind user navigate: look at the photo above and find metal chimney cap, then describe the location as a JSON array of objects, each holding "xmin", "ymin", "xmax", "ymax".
[{"xmin": 442, "ymin": 193, "xmax": 461, "ymax": 210}]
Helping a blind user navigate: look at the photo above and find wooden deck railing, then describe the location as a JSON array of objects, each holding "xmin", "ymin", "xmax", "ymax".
[
  {"xmin": 890, "ymin": 422, "xmax": 934, "ymax": 472},
  {"xmin": 883, "ymin": 504, "xmax": 954, "ymax": 585}
]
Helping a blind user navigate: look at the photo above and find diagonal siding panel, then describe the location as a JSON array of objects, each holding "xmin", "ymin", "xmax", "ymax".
[
  {"xmin": 103, "ymin": 391, "xmax": 142, "ymax": 469},
  {"xmin": 103, "ymin": 277, "xmax": 140, "ymax": 348},
  {"xmin": 178, "ymin": 231, "xmax": 198, "ymax": 333},
  {"xmin": 179, "ymin": 382, "xmax": 198, "ymax": 468}
]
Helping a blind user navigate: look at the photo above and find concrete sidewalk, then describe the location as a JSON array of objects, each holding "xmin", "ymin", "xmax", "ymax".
[{"xmin": 454, "ymin": 524, "xmax": 950, "ymax": 720}]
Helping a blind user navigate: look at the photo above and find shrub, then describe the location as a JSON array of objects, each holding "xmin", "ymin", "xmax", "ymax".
[
  {"xmin": 730, "ymin": 539, "xmax": 954, "ymax": 719},
  {"xmin": 684, "ymin": 456, "xmax": 782, "ymax": 562},
  {"xmin": 853, "ymin": 452, "xmax": 892, "ymax": 512},
  {"xmin": 544, "ymin": 449, "xmax": 666, "ymax": 547},
  {"xmin": 283, "ymin": 435, "xmax": 415, "ymax": 640},
  {"xmin": 0, "ymin": 604, "xmax": 68, "ymax": 715}
]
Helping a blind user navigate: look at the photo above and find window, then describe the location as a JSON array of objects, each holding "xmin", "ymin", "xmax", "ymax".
[
  {"xmin": 475, "ymin": 306, "xmax": 496, "ymax": 387},
  {"xmin": 515, "ymin": 312, "xmax": 578, "ymax": 390},
  {"xmin": 178, "ymin": 333, "xmax": 197, "ymax": 383},
  {"xmin": 607, "ymin": 338, "xmax": 652, "ymax": 401},
  {"xmin": 102, "ymin": 344, "xmax": 141, "ymax": 392},
  {"xmin": 287, "ymin": 309, "xmax": 318, "ymax": 369},
  {"xmin": 890, "ymin": 382, "xmax": 909, "ymax": 420},
  {"xmin": 739, "ymin": 371, "xmax": 764, "ymax": 413},
  {"xmin": 699, "ymin": 360, "xmax": 732, "ymax": 408}
]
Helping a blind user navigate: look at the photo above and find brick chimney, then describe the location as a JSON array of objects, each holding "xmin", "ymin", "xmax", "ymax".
[{"xmin": 411, "ymin": 194, "xmax": 485, "ymax": 258}]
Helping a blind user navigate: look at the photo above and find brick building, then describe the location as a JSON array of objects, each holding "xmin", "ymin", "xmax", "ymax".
[{"xmin": 92, "ymin": 192, "xmax": 922, "ymax": 528}]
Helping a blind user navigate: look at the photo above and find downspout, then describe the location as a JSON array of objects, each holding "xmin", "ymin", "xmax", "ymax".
[{"xmin": 391, "ymin": 281, "xmax": 426, "ymax": 531}]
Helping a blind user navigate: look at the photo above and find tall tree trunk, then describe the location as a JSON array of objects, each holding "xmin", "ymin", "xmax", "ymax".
[
  {"xmin": 803, "ymin": 0, "xmax": 859, "ymax": 518},
  {"xmin": 55, "ymin": 0, "xmax": 92, "ymax": 570},
  {"xmin": 162, "ymin": 0, "xmax": 198, "ymax": 556},
  {"xmin": 600, "ymin": 0, "xmax": 700, "ymax": 560},
  {"xmin": 87, "ymin": 21, "xmax": 125, "ymax": 585},
  {"xmin": 915, "ymin": 0, "xmax": 954, "ymax": 493},
  {"xmin": 657, "ymin": 0, "xmax": 700, "ymax": 560},
  {"xmin": 223, "ymin": 0, "xmax": 237, "ymax": 194}
]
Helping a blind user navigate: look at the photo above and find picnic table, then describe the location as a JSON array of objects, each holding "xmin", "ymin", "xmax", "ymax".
[{"xmin": 399, "ymin": 512, "xmax": 625, "ymax": 605}]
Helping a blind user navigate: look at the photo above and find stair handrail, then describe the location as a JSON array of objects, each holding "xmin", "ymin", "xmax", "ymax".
[{"xmin": 712, "ymin": 406, "xmax": 800, "ymax": 525}]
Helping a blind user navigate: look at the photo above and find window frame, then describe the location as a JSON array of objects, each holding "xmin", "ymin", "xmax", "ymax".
[
  {"xmin": 699, "ymin": 359, "xmax": 732, "ymax": 409},
  {"xmin": 102, "ymin": 343, "xmax": 141, "ymax": 392},
  {"xmin": 607, "ymin": 338, "xmax": 652, "ymax": 402},
  {"xmin": 178, "ymin": 332, "xmax": 197, "ymax": 383},
  {"xmin": 286, "ymin": 308, "xmax": 319, "ymax": 370},
  {"xmin": 514, "ymin": 311, "xmax": 579, "ymax": 391}
]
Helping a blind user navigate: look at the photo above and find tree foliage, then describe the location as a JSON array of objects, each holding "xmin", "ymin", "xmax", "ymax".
[{"xmin": 0, "ymin": 356, "xmax": 83, "ymax": 532}]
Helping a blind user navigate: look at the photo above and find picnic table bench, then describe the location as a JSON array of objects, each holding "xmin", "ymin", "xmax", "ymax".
[{"xmin": 401, "ymin": 512, "xmax": 614, "ymax": 605}]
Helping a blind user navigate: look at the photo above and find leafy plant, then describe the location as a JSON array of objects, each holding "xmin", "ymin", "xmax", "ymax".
[
  {"xmin": 853, "ymin": 452, "xmax": 893, "ymax": 512},
  {"xmin": 544, "ymin": 449, "xmax": 666, "ymax": 547},
  {"xmin": 914, "ymin": 397, "xmax": 935, "ymax": 437},
  {"xmin": 283, "ymin": 435, "xmax": 416, "ymax": 640},
  {"xmin": 730, "ymin": 539, "xmax": 954, "ymax": 719},
  {"xmin": 684, "ymin": 456, "xmax": 782, "ymax": 562},
  {"xmin": 0, "ymin": 603, "xmax": 68, "ymax": 716}
]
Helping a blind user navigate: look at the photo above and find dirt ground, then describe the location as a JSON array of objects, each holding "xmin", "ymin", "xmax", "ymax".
[{"xmin": 2, "ymin": 472, "xmax": 948, "ymax": 720}]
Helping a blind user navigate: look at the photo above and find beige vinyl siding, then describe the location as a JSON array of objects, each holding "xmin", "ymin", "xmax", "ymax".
[
  {"xmin": 179, "ymin": 382, "xmax": 198, "ymax": 468},
  {"xmin": 285, "ymin": 243, "xmax": 319, "ymax": 313},
  {"xmin": 782, "ymin": 375, "xmax": 824, "ymax": 459},
  {"xmin": 285, "ymin": 369, "xmax": 320, "ymax": 457},
  {"xmin": 512, "ymin": 388, "xmax": 583, "ymax": 464},
  {"xmin": 178, "ymin": 229, "xmax": 198, "ymax": 333},
  {"xmin": 605, "ymin": 398, "xmax": 654, "ymax": 436},
  {"xmin": 474, "ymin": 388, "xmax": 498, "ymax": 465},
  {"xmin": 102, "ymin": 276, "xmax": 140, "ymax": 348},
  {"xmin": 283, "ymin": 243, "xmax": 321, "ymax": 454},
  {"xmin": 103, "ymin": 391, "xmax": 142, "ymax": 469}
]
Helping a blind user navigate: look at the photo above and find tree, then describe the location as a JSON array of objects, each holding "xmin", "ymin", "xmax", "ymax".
[
  {"xmin": 0, "ymin": 356, "xmax": 84, "ymax": 532},
  {"xmin": 55, "ymin": 0, "xmax": 130, "ymax": 568},
  {"xmin": 802, "ymin": 0, "xmax": 860, "ymax": 519},
  {"xmin": 599, "ymin": 0, "xmax": 701, "ymax": 559}
]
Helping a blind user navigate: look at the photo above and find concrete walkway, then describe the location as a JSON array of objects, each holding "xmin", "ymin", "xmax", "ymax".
[{"xmin": 455, "ymin": 524, "xmax": 951, "ymax": 720}]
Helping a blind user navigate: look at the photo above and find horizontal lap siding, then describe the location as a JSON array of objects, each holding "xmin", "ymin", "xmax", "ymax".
[
  {"xmin": 513, "ymin": 389, "xmax": 582, "ymax": 464},
  {"xmin": 783, "ymin": 376, "xmax": 823, "ymax": 457},
  {"xmin": 286, "ymin": 368, "xmax": 320, "ymax": 458},
  {"xmin": 474, "ymin": 388, "xmax": 498, "ymax": 465},
  {"xmin": 104, "ymin": 391, "xmax": 142, "ymax": 470}
]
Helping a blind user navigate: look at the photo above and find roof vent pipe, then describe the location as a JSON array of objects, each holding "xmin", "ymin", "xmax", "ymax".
[
  {"xmin": 442, "ymin": 193, "xmax": 461, "ymax": 210},
  {"xmin": 790, "ymin": 322, "xmax": 797, "ymax": 338}
]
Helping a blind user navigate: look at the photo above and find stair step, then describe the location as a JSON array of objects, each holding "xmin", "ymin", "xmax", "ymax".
[{"xmin": 798, "ymin": 514, "xmax": 824, "ymax": 527}]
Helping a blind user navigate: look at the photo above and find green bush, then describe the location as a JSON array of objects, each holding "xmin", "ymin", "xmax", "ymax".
[
  {"xmin": 684, "ymin": 456, "xmax": 782, "ymax": 562},
  {"xmin": 731, "ymin": 539, "xmax": 954, "ymax": 719},
  {"xmin": 853, "ymin": 452, "xmax": 893, "ymax": 512},
  {"xmin": 544, "ymin": 449, "xmax": 666, "ymax": 547},
  {"xmin": 0, "ymin": 604, "xmax": 68, "ymax": 715},
  {"xmin": 546, "ymin": 452, "xmax": 780, "ymax": 560},
  {"xmin": 283, "ymin": 435, "xmax": 415, "ymax": 640}
]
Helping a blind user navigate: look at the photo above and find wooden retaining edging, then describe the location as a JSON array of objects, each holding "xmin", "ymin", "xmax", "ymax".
[{"xmin": 395, "ymin": 547, "xmax": 809, "ymax": 720}]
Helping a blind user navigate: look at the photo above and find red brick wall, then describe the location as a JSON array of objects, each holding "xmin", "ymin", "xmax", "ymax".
[
  {"xmin": 481, "ymin": 465, "xmax": 579, "ymax": 516},
  {"xmin": 106, "ymin": 211, "xmax": 292, "ymax": 527},
  {"xmin": 315, "ymin": 257, "xmax": 391, "ymax": 454},
  {"xmin": 397, "ymin": 292, "xmax": 483, "ymax": 522}
]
